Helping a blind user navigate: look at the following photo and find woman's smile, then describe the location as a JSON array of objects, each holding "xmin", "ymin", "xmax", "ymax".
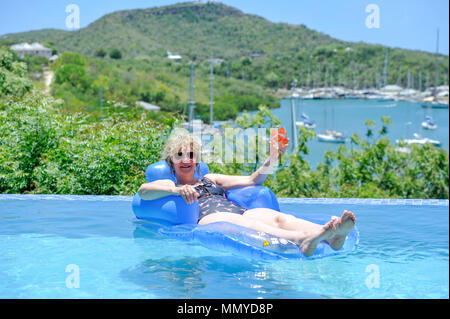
[{"xmin": 179, "ymin": 164, "xmax": 193, "ymax": 172}]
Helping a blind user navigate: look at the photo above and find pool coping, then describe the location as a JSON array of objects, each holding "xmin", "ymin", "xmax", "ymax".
[{"xmin": 1, "ymin": 194, "xmax": 448, "ymax": 206}]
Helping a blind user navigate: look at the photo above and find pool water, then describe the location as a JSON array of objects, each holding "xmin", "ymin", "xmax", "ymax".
[{"xmin": 0, "ymin": 195, "xmax": 448, "ymax": 299}]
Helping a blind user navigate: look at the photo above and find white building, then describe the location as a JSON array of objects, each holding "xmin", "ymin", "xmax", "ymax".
[
  {"xmin": 136, "ymin": 101, "xmax": 161, "ymax": 112},
  {"xmin": 167, "ymin": 51, "xmax": 182, "ymax": 62},
  {"xmin": 10, "ymin": 42, "xmax": 52, "ymax": 59}
]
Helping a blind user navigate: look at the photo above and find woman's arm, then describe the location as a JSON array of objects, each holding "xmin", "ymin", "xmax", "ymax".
[
  {"xmin": 205, "ymin": 158, "xmax": 279, "ymax": 191},
  {"xmin": 137, "ymin": 179, "xmax": 178, "ymax": 200},
  {"xmin": 207, "ymin": 133, "xmax": 288, "ymax": 190}
]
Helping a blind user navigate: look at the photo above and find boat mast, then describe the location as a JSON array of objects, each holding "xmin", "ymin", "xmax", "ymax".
[
  {"xmin": 434, "ymin": 28, "xmax": 440, "ymax": 98},
  {"xmin": 383, "ymin": 48, "xmax": 389, "ymax": 87},
  {"xmin": 407, "ymin": 69, "xmax": 411, "ymax": 89},
  {"xmin": 418, "ymin": 70, "xmax": 422, "ymax": 92},
  {"xmin": 397, "ymin": 66, "xmax": 402, "ymax": 87}
]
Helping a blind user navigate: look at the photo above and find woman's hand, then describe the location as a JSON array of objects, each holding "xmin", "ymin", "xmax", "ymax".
[
  {"xmin": 268, "ymin": 128, "xmax": 289, "ymax": 164},
  {"xmin": 174, "ymin": 185, "xmax": 200, "ymax": 204}
]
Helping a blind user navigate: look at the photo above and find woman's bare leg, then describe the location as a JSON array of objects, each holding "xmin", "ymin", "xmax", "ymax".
[
  {"xmin": 242, "ymin": 208, "xmax": 356, "ymax": 250},
  {"xmin": 243, "ymin": 208, "xmax": 323, "ymax": 234},
  {"xmin": 198, "ymin": 212, "xmax": 336, "ymax": 256}
]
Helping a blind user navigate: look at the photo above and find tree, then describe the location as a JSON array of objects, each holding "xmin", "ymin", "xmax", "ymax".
[
  {"xmin": 95, "ymin": 48, "xmax": 107, "ymax": 58},
  {"xmin": 264, "ymin": 72, "xmax": 279, "ymax": 88},
  {"xmin": 109, "ymin": 49, "xmax": 122, "ymax": 59}
]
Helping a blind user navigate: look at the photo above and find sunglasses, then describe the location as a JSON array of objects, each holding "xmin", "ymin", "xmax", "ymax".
[{"xmin": 173, "ymin": 151, "xmax": 195, "ymax": 160}]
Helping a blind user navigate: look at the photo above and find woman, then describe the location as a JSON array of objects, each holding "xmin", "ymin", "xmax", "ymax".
[{"xmin": 138, "ymin": 129, "xmax": 356, "ymax": 257}]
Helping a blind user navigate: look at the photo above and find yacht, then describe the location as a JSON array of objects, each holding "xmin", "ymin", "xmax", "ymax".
[
  {"xmin": 396, "ymin": 133, "xmax": 441, "ymax": 147},
  {"xmin": 394, "ymin": 146, "xmax": 411, "ymax": 154},
  {"xmin": 421, "ymin": 116, "xmax": 438, "ymax": 130},
  {"xmin": 422, "ymin": 101, "xmax": 449, "ymax": 109},
  {"xmin": 317, "ymin": 130, "xmax": 346, "ymax": 143}
]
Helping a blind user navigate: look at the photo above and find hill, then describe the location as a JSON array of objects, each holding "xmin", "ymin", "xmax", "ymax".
[{"xmin": 2, "ymin": 1, "xmax": 448, "ymax": 91}]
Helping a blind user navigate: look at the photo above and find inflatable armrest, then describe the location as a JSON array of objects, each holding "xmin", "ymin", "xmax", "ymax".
[{"xmin": 132, "ymin": 193, "xmax": 198, "ymax": 225}]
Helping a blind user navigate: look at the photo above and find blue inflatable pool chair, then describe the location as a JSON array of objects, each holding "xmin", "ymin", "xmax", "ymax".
[{"xmin": 132, "ymin": 160, "xmax": 359, "ymax": 260}]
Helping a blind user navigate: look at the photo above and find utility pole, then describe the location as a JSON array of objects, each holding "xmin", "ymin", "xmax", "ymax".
[
  {"xmin": 99, "ymin": 85, "xmax": 103, "ymax": 119},
  {"xmin": 188, "ymin": 62, "xmax": 195, "ymax": 129},
  {"xmin": 209, "ymin": 52, "xmax": 214, "ymax": 125}
]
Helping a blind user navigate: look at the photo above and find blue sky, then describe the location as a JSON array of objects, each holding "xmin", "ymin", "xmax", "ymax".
[{"xmin": 0, "ymin": 0, "xmax": 448, "ymax": 54}]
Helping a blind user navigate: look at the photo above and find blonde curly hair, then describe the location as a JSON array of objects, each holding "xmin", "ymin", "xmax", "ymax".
[{"xmin": 161, "ymin": 128, "xmax": 202, "ymax": 169}]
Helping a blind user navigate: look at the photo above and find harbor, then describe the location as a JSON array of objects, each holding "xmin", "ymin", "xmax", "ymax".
[
  {"xmin": 281, "ymin": 84, "xmax": 449, "ymax": 107},
  {"xmin": 272, "ymin": 97, "xmax": 449, "ymax": 168}
]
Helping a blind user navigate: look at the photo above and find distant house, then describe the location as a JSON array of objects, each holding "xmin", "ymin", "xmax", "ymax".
[
  {"xmin": 49, "ymin": 55, "xmax": 59, "ymax": 62},
  {"xmin": 167, "ymin": 51, "xmax": 182, "ymax": 62},
  {"xmin": 136, "ymin": 101, "xmax": 161, "ymax": 112},
  {"xmin": 210, "ymin": 58, "xmax": 224, "ymax": 65},
  {"xmin": 250, "ymin": 53, "xmax": 264, "ymax": 59},
  {"xmin": 10, "ymin": 42, "xmax": 52, "ymax": 59}
]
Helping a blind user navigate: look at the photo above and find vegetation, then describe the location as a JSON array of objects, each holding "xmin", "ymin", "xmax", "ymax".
[
  {"xmin": 0, "ymin": 48, "xmax": 178, "ymax": 195},
  {"xmin": 47, "ymin": 51, "xmax": 277, "ymax": 121}
]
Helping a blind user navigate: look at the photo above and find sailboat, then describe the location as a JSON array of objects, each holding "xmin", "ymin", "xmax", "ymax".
[
  {"xmin": 317, "ymin": 104, "xmax": 346, "ymax": 143},
  {"xmin": 421, "ymin": 116, "xmax": 438, "ymax": 130},
  {"xmin": 296, "ymin": 112, "xmax": 316, "ymax": 129},
  {"xmin": 317, "ymin": 130, "xmax": 346, "ymax": 143},
  {"xmin": 294, "ymin": 97, "xmax": 316, "ymax": 129}
]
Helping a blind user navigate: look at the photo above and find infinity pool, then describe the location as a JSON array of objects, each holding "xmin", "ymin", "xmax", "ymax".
[{"xmin": 0, "ymin": 195, "xmax": 448, "ymax": 299}]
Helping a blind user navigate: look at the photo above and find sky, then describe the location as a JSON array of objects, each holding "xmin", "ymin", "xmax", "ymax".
[{"xmin": 0, "ymin": 0, "xmax": 448, "ymax": 55}]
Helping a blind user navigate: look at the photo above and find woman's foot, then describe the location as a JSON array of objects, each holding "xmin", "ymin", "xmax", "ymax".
[
  {"xmin": 298, "ymin": 220, "xmax": 336, "ymax": 257},
  {"xmin": 326, "ymin": 210, "xmax": 356, "ymax": 250}
]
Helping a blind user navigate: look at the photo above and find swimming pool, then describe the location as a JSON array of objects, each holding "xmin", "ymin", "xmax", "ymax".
[{"xmin": 0, "ymin": 195, "xmax": 448, "ymax": 299}]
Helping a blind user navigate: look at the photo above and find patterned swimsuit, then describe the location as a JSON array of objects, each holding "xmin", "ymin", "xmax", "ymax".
[{"xmin": 193, "ymin": 177, "xmax": 247, "ymax": 223}]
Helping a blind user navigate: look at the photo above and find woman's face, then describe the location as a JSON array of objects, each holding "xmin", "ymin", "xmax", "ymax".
[{"xmin": 171, "ymin": 147, "xmax": 198, "ymax": 179}]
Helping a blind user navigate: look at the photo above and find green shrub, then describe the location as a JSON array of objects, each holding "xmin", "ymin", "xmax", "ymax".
[{"xmin": 109, "ymin": 49, "xmax": 122, "ymax": 59}]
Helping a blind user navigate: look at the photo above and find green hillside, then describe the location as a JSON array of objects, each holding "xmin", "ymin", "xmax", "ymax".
[
  {"xmin": 2, "ymin": 1, "xmax": 448, "ymax": 90},
  {"xmin": 1, "ymin": 2, "xmax": 337, "ymax": 59}
]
